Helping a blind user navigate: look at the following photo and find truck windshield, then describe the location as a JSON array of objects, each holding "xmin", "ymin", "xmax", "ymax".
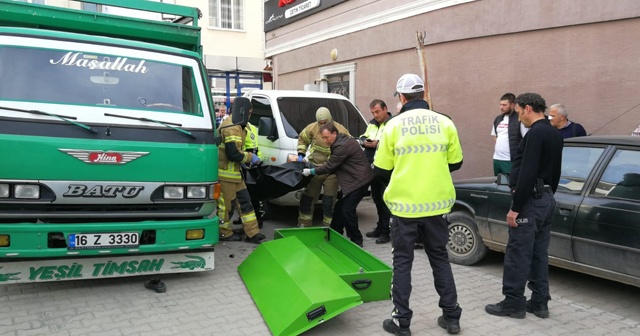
[{"xmin": 0, "ymin": 46, "xmax": 199, "ymax": 115}]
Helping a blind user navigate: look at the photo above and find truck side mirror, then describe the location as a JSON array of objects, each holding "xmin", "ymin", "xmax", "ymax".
[{"xmin": 259, "ymin": 117, "xmax": 278, "ymax": 141}]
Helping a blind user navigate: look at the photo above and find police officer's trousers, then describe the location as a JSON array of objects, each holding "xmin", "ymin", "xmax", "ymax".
[
  {"xmin": 218, "ymin": 179, "xmax": 260, "ymax": 239},
  {"xmin": 502, "ymin": 190, "xmax": 555, "ymax": 307},
  {"xmin": 370, "ymin": 177, "xmax": 391, "ymax": 235},
  {"xmin": 390, "ymin": 215, "xmax": 461, "ymax": 325},
  {"xmin": 298, "ymin": 173, "xmax": 338, "ymax": 227}
]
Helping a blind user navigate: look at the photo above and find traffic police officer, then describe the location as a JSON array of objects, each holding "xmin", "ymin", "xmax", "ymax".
[
  {"xmin": 361, "ymin": 99, "xmax": 393, "ymax": 244},
  {"xmin": 374, "ymin": 74, "xmax": 464, "ymax": 335},
  {"xmin": 485, "ymin": 93, "xmax": 563, "ymax": 319},
  {"xmin": 217, "ymin": 97, "xmax": 266, "ymax": 244},
  {"xmin": 297, "ymin": 107, "xmax": 350, "ymax": 227}
]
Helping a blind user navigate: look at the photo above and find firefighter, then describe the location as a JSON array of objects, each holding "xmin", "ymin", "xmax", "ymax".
[
  {"xmin": 232, "ymin": 122, "xmax": 265, "ymax": 228},
  {"xmin": 217, "ymin": 97, "xmax": 266, "ymax": 244},
  {"xmin": 296, "ymin": 107, "xmax": 350, "ymax": 227}
]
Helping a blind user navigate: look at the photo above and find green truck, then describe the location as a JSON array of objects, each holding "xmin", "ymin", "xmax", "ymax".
[{"xmin": 0, "ymin": 0, "xmax": 219, "ymax": 283}]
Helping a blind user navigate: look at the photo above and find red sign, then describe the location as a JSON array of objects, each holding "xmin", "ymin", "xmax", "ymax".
[
  {"xmin": 88, "ymin": 152, "xmax": 123, "ymax": 164},
  {"xmin": 279, "ymin": 0, "xmax": 295, "ymax": 7}
]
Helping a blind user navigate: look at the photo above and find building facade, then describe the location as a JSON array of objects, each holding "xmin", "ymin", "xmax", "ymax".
[{"xmin": 264, "ymin": 0, "xmax": 640, "ymax": 178}]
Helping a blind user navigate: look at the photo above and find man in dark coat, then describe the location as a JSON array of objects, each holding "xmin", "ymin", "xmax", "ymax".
[{"xmin": 302, "ymin": 122, "xmax": 374, "ymax": 246}]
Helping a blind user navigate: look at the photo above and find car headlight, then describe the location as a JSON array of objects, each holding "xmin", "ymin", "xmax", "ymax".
[
  {"xmin": 187, "ymin": 186, "xmax": 206, "ymax": 199},
  {"xmin": 0, "ymin": 184, "xmax": 9, "ymax": 198},
  {"xmin": 14, "ymin": 184, "xmax": 40, "ymax": 199},
  {"xmin": 163, "ymin": 186, "xmax": 184, "ymax": 199}
]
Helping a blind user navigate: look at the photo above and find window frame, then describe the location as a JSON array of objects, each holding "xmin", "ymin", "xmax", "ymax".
[{"xmin": 208, "ymin": 0, "xmax": 245, "ymax": 31}]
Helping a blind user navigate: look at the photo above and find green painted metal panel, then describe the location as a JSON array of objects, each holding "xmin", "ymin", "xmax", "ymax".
[
  {"xmin": 274, "ymin": 227, "xmax": 392, "ymax": 302},
  {"xmin": 0, "ymin": 0, "xmax": 201, "ymax": 53},
  {"xmin": 0, "ymin": 134, "xmax": 217, "ymax": 182},
  {"xmin": 238, "ymin": 236, "xmax": 363, "ymax": 336}
]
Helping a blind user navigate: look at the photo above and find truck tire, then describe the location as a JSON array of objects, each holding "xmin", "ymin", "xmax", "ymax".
[{"xmin": 446, "ymin": 211, "xmax": 488, "ymax": 266}]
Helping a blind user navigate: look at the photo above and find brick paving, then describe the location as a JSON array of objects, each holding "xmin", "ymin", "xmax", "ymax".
[{"xmin": 1, "ymin": 199, "xmax": 639, "ymax": 335}]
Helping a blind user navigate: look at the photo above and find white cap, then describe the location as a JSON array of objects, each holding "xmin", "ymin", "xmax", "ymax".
[{"xmin": 395, "ymin": 74, "xmax": 424, "ymax": 95}]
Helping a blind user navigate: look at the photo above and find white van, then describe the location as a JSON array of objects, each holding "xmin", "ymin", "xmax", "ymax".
[{"xmin": 245, "ymin": 90, "xmax": 368, "ymax": 208}]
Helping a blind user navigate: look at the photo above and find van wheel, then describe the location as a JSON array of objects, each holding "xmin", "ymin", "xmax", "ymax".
[{"xmin": 446, "ymin": 211, "xmax": 488, "ymax": 265}]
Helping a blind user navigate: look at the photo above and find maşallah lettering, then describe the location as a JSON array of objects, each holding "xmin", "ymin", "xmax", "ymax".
[{"xmin": 49, "ymin": 52, "xmax": 149, "ymax": 73}]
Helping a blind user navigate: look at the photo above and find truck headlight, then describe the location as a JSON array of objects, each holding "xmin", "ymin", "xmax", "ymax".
[
  {"xmin": 163, "ymin": 186, "xmax": 184, "ymax": 199},
  {"xmin": 14, "ymin": 184, "xmax": 40, "ymax": 199},
  {"xmin": 0, "ymin": 184, "xmax": 9, "ymax": 198},
  {"xmin": 186, "ymin": 186, "xmax": 206, "ymax": 199}
]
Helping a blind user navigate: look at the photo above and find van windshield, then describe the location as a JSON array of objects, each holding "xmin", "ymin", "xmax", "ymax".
[
  {"xmin": 275, "ymin": 97, "xmax": 367, "ymax": 138},
  {"xmin": 0, "ymin": 46, "xmax": 200, "ymax": 115}
]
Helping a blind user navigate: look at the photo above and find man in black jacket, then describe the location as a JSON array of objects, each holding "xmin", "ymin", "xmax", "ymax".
[
  {"xmin": 492, "ymin": 93, "xmax": 528, "ymax": 175},
  {"xmin": 302, "ymin": 122, "xmax": 374, "ymax": 247},
  {"xmin": 485, "ymin": 93, "xmax": 563, "ymax": 320}
]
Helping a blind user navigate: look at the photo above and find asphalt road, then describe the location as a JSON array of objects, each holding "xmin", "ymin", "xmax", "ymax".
[{"xmin": 1, "ymin": 198, "xmax": 639, "ymax": 336}]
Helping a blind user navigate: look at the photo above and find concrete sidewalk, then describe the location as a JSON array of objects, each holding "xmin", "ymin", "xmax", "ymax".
[{"xmin": 1, "ymin": 199, "xmax": 639, "ymax": 336}]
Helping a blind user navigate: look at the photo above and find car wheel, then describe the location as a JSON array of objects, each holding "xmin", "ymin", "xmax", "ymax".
[{"xmin": 446, "ymin": 211, "xmax": 488, "ymax": 265}]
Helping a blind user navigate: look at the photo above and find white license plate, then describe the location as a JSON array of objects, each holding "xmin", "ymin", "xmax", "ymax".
[{"xmin": 68, "ymin": 232, "xmax": 139, "ymax": 250}]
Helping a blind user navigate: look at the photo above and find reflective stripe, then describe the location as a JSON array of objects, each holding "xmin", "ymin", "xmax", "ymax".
[
  {"xmin": 241, "ymin": 212, "xmax": 257, "ymax": 223},
  {"xmin": 219, "ymin": 169, "xmax": 241, "ymax": 179},
  {"xmin": 386, "ymin": 198, "xmax": 455, "ymax": 214},
  {"xmin": 395, "ymin": 144, "xmax": 448, "ymax": 156},
  {"xmin": 312, "ymin": 145, "xmax": 331, "ymax": 154}
]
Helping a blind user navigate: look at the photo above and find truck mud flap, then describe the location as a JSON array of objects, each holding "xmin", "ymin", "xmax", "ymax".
[{"xmin": 238, "ymin": 236, "xmax": 363, "ymax": 336}]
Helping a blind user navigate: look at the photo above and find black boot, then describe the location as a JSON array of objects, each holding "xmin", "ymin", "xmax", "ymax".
[
  {"xmin": 382, "ymin": 319, "xmax": 411, "ymax": 336},
  {"xmin": 366, "ymin": 227, "xmax": 382, "ymax": 238},
  {"xmin": 485, "ymin": 300, "xmax": 526, "ymax": 319},
  {"xmin": 376, "ymin": 233, "xmax": 391, "ymax": 244},
  {"xmin": 437, "ymin": 316, "xmax": 460, "ymax": 335},
  {"xmin": 526, "ymin": 300, "xmax": 549, "ymax": 318}
]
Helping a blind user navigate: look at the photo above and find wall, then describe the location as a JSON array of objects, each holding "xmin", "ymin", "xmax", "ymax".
[{"xmin": 268, "ymin": 0, "xmax": 640, "ymax": 178}]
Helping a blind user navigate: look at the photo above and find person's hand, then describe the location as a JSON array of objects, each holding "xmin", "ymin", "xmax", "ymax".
[
  {"xmin": 250, "ymin": 153, "xmax": 261, "ymax": 165},
  {"xmin": 506, "ymin": 210, "xmax": 519, "ymax": 227},
  {"xmin": 302, "ymin": 168, "xmax": 313, "ymax": 177},
  {"xmin": 298, "ymin": 154, "xmax": 305, "ymax": 162}
]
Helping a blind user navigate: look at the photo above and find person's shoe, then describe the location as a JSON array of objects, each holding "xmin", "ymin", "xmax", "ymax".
[
  {"xmin": 366, "ymin": 227, "xmax": 382, "ymax": 238},
  {"xmin": 144, "ymin": 279, "xmax": 166, "ymax": 293},
  {"xmin": 382, "ymin": 319, "xmax": 411, "ymax": 336},
  {"xmin": 245, "ymin": 233, "xmax": 267, "ymax": 244},
  {"xmin": 526, "ymin": 300, "xmax": 549, "ymax": 318},
  {"xmin": 376, "ymin": 234, "xmax": 391, "ymax": 244},
  {"xmin": 413, "ymin": 243, "xmax": 424, "ymax": 250},
  {"xmin": 485, "ymin": 300, "xmax": 526, "ymax": 319},
  {"xmin": 220, "ymin": 233, "xmax": 243, "ymax": 242},
  {"xmin": 437, "ymin": 316, "xmax": 460, "ymax": 334}
]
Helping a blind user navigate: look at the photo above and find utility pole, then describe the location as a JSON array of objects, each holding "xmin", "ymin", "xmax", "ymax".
[{"xmin": 416, "ymin": 31, "xmax": 433, "ymax": 109}]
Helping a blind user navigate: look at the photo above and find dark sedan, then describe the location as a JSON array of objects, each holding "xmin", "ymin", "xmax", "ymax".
[{"xmin": 447, "ymin": 136, "xmax": 640, "ymax": 287}]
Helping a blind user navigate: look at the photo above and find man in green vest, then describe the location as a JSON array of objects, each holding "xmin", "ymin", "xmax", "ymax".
[{"xmin": 374, "ymin": 74, "xmax": 464, "ymax": 335}]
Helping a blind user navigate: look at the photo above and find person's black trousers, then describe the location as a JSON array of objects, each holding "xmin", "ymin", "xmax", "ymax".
[
  {"xmin": 390, "ymin": 214, "xmax": 461, "ymax": 324},
  {"xmin": 370, "ymin": 177, "xmax": 391, "ymax": 235},
  {"xmin": 330, "ymin": 184, "xmax": 368, "ymax": 246},
  {"xmin": 502, "ymin": 190, "xmax": 555, "ymax": 306}
]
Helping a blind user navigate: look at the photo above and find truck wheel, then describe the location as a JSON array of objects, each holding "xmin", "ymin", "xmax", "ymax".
[{"xmin": 446, "ymin": 211, "xmax": 488, "ymax": 265}]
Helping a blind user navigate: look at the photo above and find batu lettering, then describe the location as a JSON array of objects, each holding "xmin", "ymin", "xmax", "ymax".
[
  {"xmin": 63, "ymin": 184, "xmax": 144, "ymax": 198},
  {"xmin": 49, "ymin": 52, "xmax": 149, "ymax": 73}
]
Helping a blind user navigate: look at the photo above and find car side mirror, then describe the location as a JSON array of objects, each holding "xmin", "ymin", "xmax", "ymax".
[
  {"xmin": 496, "ymin": 173, "xmax": 509, "ymax": 186},
  {"xmin": 258, "ymin": 117, "xmax": 278, "ymax": 141}
]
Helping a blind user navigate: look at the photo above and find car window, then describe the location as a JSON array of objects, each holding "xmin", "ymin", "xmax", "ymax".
[
  {"xmin": 249, "ymin": 96, "xmax": 273, "ymax": 127},
  {"xmin": 593, "ymin": 149, "xmax": 640, "ymax": 201},
  {"xmin": 558, "ymin": 146, "xmax": 604, "ymax": 193},
  {"xmin": 276, "ymin": 97, "xmax": 366, "ymax": 138}
]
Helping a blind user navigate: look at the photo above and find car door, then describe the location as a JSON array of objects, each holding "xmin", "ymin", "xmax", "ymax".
[
  {"xmin": 572, "ymin": 146, "xmax": 640, "ymax": 279},
  {"xmin": 550, "ymin": 145, "xmax": 605, "ymax": 261}
]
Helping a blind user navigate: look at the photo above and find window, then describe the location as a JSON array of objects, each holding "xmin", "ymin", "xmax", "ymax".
[
  {"xmin": 558, "ymin": 146, "xmax": 604, "ymax": 193},
  {"xmin": 82, "ymin": 3, "xmax": 102, "ymax": 12},
  {"xmin": 593, "ymin": 149, "xmax": 640, "ymax": 201},
  {"xmin": 209, "ymin": 0, "xmax": 244, "ymax": 30}
]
